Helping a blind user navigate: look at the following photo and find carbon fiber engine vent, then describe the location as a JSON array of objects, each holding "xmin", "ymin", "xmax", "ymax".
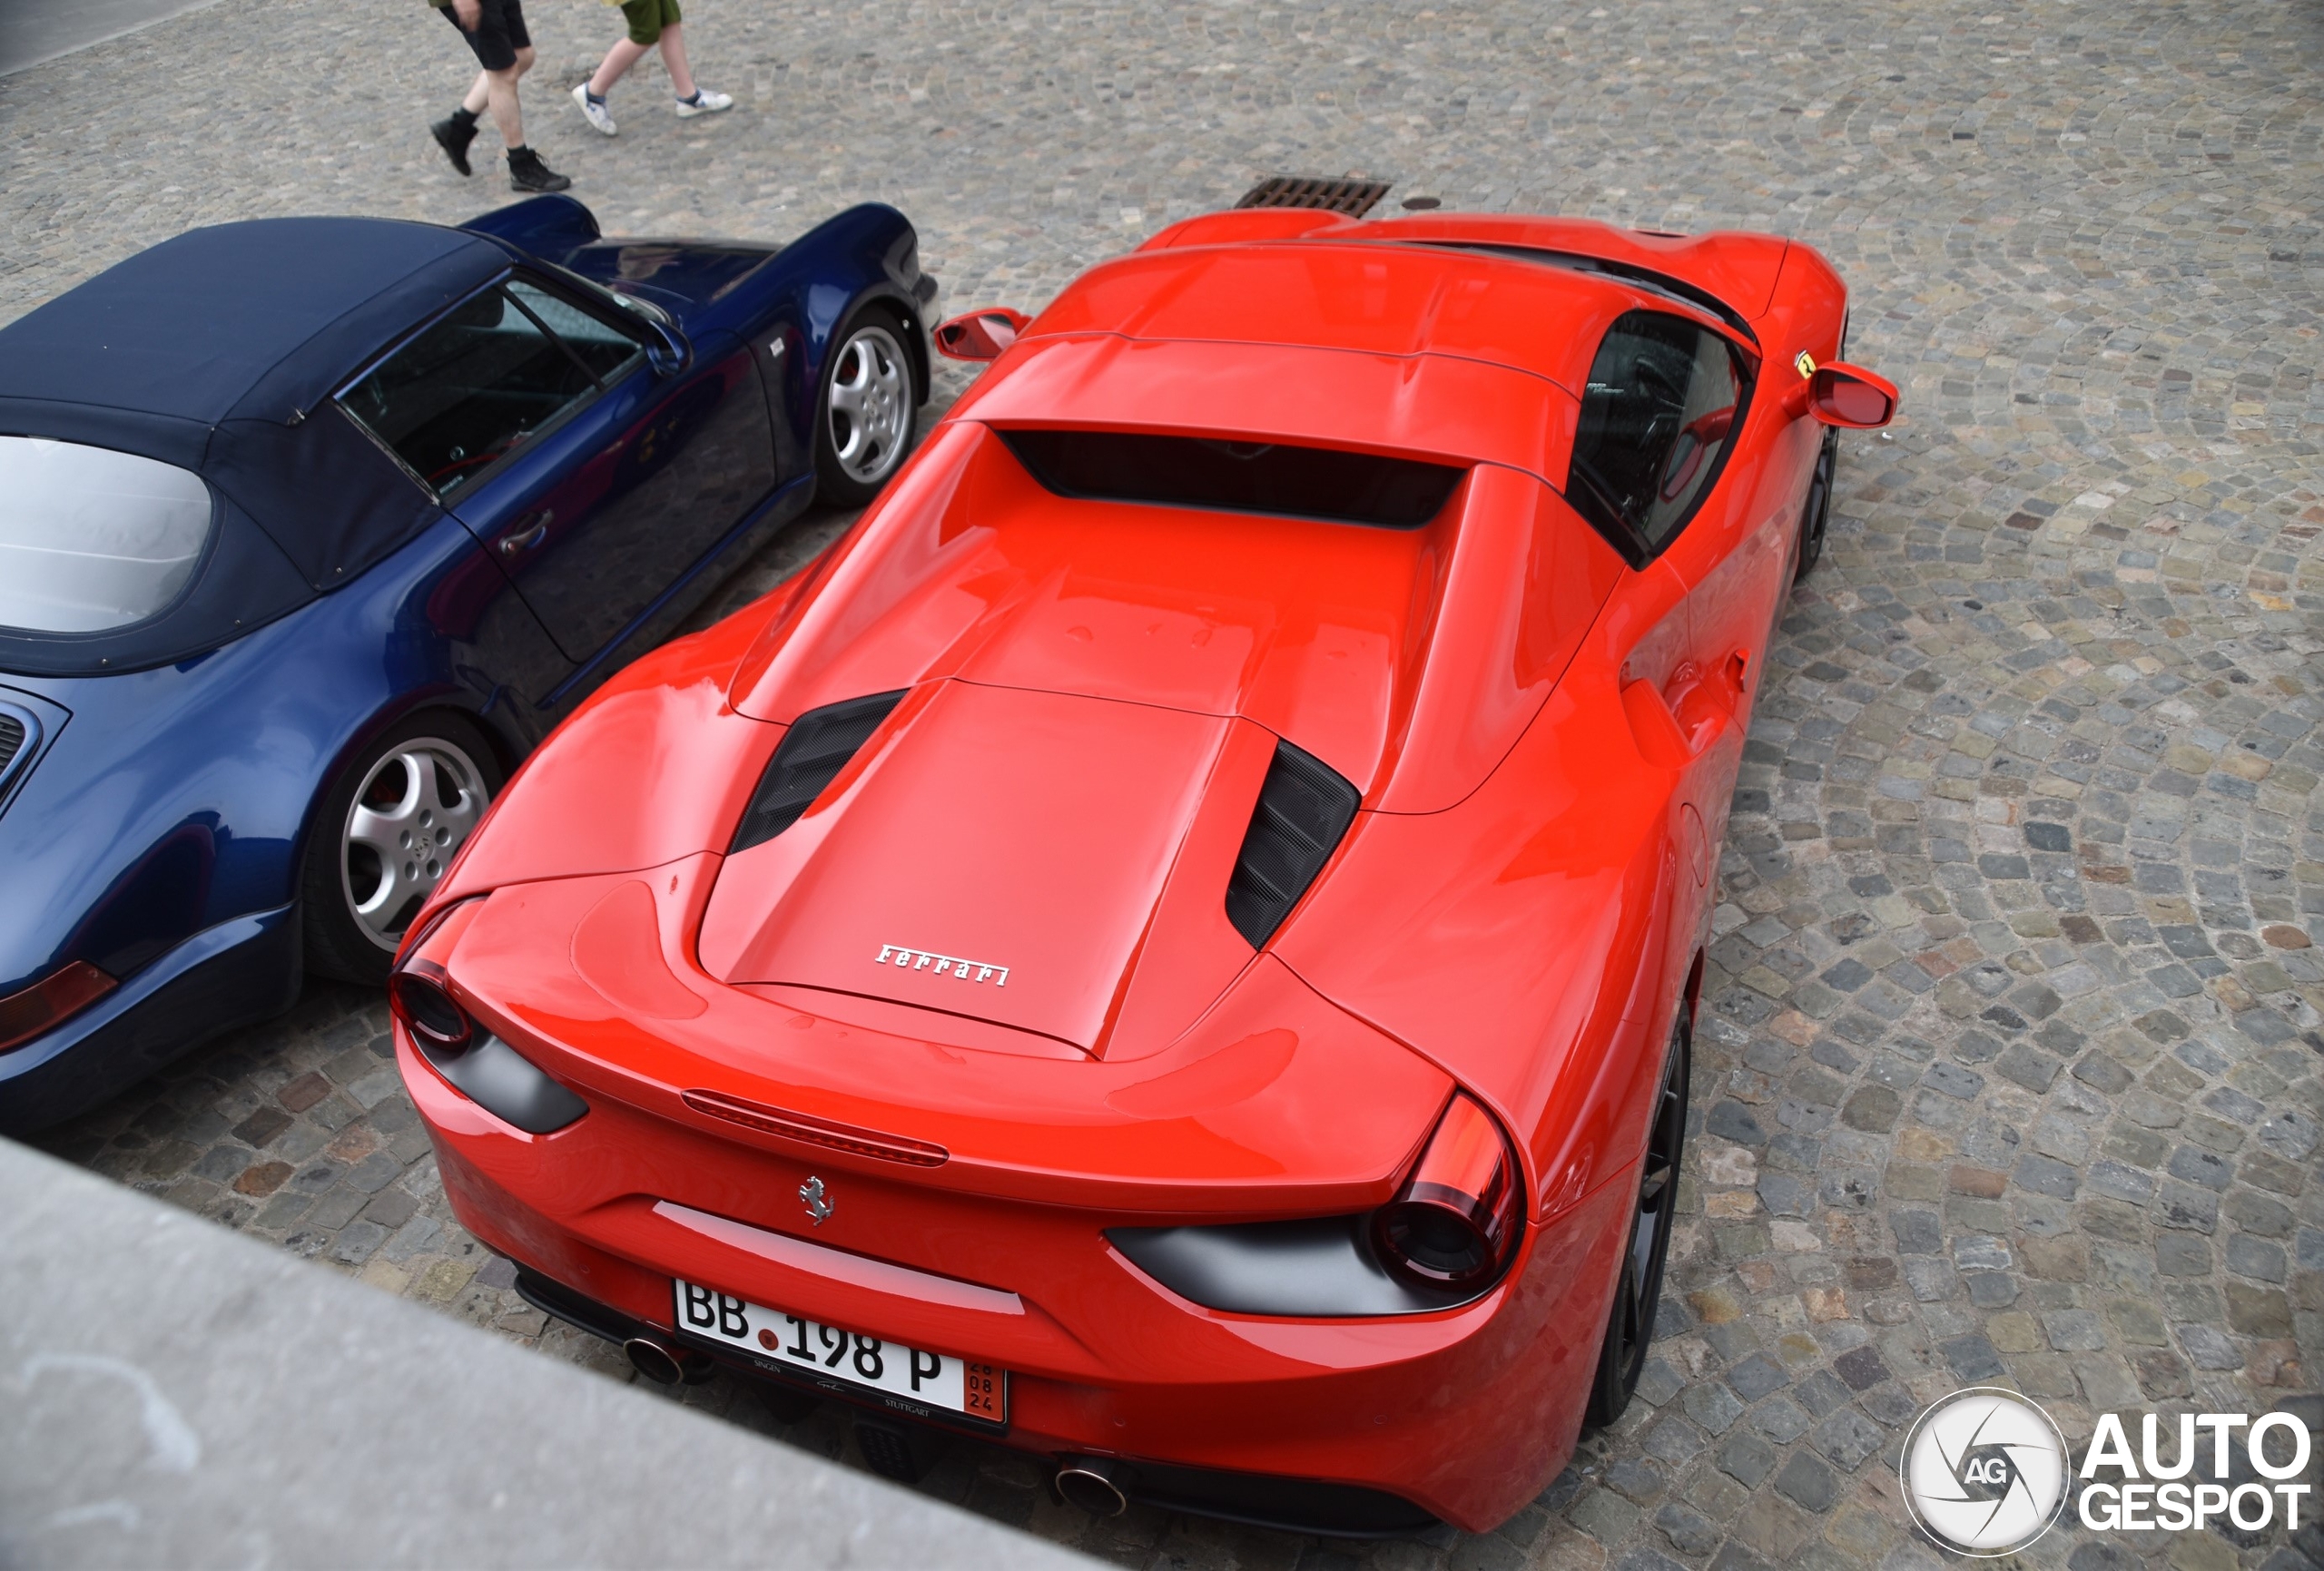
[
  {"xmin": 0, "ymin": 713, "xmax": 22, "ymax": 780},
  {"xmin": 731, "ymin": 690, "xmax": 906, "ymax": 852},
  {"xmin": 1226, "ymin": 741, "xmax": 1362, "ymax": 948},
  {"xmin": 1235, "ymin": 175, "xmax": 1393, "ymax": 218}
]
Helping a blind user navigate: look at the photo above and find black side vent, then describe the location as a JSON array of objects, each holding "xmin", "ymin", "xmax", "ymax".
[
  {"xmin": 731, "ymin": 690, "xmax": 906, "ymax": 852},
  {"xmin": 1236, "ymin": 175, "xmax": 1393, "ymax": 219},
  {"xmin": 1226, "ymin": 741, "xmax": 1362, "ymax": 948},
  {"xmin": 0, "ymin": 713, "xmax": 22, "ymax": 781},
  {"xmin": 1000, "ymin": 429, "xmax": 1462, "ymax": 531}
]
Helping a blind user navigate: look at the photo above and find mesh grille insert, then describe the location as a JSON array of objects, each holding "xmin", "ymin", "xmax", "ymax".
[
  {"xmin": 1226, "ymin": 741, "xmax": 1361, "ymax": 948},
  {"xmin": 0, "ymin": 714, "xmax": 22, "ymax": 781},
  {"xmin": 1235, "ymin": 175, "xmax": 1393, "ymax": 219},
  {"xmin": 730, "ymin": 690, "xmax": 906, "ymax": 852}
]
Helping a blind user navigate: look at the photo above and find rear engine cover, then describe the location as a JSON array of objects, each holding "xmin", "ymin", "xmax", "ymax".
[{"xmin": 698, "ymin": 680, "xmax": 1265, "ymax": 1055}]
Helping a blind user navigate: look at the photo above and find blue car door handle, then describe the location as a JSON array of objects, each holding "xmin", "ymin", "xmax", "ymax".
[{"xmin": 498, "ymin": 513, "xmax": 552, "ymax": 558}]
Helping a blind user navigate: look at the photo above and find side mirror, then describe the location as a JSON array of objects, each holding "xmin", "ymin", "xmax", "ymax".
[
  {"xmin": 639, "ymin": 318, "xmax": 691, "ymax": 377},
  {"xmin": 1807, "ymin": 362, "xmax": 1898, "ymax": 428},
  {"xmin": 934, "ymin": 308, "xmax": 1029, "ymax": 363}
]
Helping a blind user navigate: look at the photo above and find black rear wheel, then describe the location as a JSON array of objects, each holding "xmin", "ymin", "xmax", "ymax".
[
  {"xmin": 1585, "ymin": 1011, "xmax": 1690, "ymax": 1429},
  {"xmin": 1794, "ymin": 426, "xmax": 1837, "ymax": 583}
]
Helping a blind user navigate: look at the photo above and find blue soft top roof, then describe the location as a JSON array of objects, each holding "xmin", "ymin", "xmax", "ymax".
[
  {"xmin": 0, "ymin": 217, "xmax": 519, "ymax": 676},
  {"xmin": 0, "ymin": 217, "xmax": 506, "ymax": 427},
  {"xmin": 0, "ymin": 218, "xmax": 512, "ymax": 650}
]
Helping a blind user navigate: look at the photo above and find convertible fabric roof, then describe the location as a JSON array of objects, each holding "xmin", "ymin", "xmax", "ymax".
[
  {"xmin": 0, "ymin": 219, "xmax": 514, "ymax": 674},
  {"xmin": 0, "ymin": 219, "xmax": 507, "ymax": 428}
]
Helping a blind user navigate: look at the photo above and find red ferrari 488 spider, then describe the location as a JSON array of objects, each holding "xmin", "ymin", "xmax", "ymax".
[{"xmin": 393, "ymin": 205, "xmax": 1896, "ymax": 1535}]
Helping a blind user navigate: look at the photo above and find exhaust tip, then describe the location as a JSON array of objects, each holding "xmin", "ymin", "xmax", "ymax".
[
  {"xmin": 1054, "ymin": 1458, "xmax": 1128, "ymax": 1517},
  {"xmin": 624, "ymin": 1336, "xmax": 684, "ymax": 1385}
]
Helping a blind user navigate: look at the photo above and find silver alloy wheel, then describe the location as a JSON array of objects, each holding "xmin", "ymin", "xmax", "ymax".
[
  {"xmin": 340, "ymin": 737, "xmax": 490, "ymax": 951},
  {"xmin": 823, "ymin": 323, "xmax": 912, "ymax": 486}
]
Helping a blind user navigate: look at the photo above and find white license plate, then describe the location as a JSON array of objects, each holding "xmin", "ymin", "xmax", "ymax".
[{"xmin": 673, "ymin": 1279, "xmax": 1005, "ymax": 1426}]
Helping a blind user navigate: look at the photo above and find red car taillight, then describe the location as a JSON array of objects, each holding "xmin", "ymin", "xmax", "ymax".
[
  {"xmin": 391, "ymin": 895, "xmax": 486, "ymax": 1058},
  {"xmin": 0, "ymin": 959, "xmax": 117, "ymax": 1054},
  {"xmin": 389, "ymin": 958, "xmax": 475, "ymax": 1058},
  {"xmin": 1371, "ymin": 1092, "xmax": 1523, "ymax": 1291}
]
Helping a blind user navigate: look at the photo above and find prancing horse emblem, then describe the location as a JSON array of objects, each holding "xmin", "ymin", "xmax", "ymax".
[{"xmin": 798, "ymin": 1175, "xmax": 833, "ymax": 1226}]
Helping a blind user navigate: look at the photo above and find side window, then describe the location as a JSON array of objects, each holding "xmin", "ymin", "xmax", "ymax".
[
  {"xmin": 506, "ymin": 278, "xmax": 643, "ymax": 383},
  {"xmin": 1567, "ymin": 309, "xmax": 1748, "ymax": 557},
  {"xmin": 339, "ymin": 283, "xmax": 623, "ymax": 498}
]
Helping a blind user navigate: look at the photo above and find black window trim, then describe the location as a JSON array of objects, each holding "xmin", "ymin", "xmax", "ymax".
[
  {"xmin": 331, "ymin": 269, "xmax": 647, "ymax": 506},
  {"xmin": 1404, "ymin": 241, "xmax": 1763, "ymax": 350},
  {"xmin": 1563, "ymin": 309, "xmax": 1758, "ymax": 570}
]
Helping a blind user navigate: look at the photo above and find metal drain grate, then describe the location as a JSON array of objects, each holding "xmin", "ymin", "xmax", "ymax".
[{"xmin": 1235, "ymin": 176, "xmax": 1393, "ymax": 218}]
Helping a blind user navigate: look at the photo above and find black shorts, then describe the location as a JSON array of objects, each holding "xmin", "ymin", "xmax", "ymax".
[{"xmin": 442, "ymin": 0, "xmax": 529, "ymax": 72}]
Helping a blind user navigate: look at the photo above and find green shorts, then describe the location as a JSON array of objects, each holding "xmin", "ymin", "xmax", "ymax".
[{"xmin": 620, "ymin": 0, "xmax": 680, "ymax": 45}]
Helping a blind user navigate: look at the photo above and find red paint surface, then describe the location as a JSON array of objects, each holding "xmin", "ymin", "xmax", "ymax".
[{"xmin": 402, "ymin": 209, "xmax": 1879, "ymax": 1530}]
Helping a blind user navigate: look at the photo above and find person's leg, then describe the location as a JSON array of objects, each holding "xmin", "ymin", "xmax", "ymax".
[
  {"xmin": 595, "ymin": 0, "xmax": 662, "ymax": 96},
  {"xmin": 590, "ymin": 37, "xmax": 650, "ymax": 98},
  {"xmin": 656, "ymin": 21, "xmax": 696, "ymax": 100},
  {"xmin": 664, "ymin": 6, "xmax": 732, "ymax": 114},
  {"xmin": 489, "ymin": 2, "xmax": 568, "ymax": 191},
  {"xmin": 483, "ymin": 60, "xmax": 525, "ymax": 149},
  {"xmin": 433, "ymin": 3, "xmax": 512, "ymax": 176}
]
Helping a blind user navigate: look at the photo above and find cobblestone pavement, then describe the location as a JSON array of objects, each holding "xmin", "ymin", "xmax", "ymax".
[{"xmin": 6, "ymin": 0, "xmax": 2323, "ymax": 1566}]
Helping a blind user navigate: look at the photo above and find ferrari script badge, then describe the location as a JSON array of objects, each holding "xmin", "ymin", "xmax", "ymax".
[
  {"xmin": 876, "ymin": 943, "xmax": 1009, "ymax": 987},
  {"xmin": 799, "ymin": 1175, "xmax": 833, "ymax": 1226}
]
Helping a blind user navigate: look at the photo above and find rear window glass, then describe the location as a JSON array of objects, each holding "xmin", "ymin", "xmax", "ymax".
[
  {"xmin": 0, "ymin": 437, "xmax": 213, "ymax": 633},
  {"xmin": 1000, "ymin": 430, "xmax": 1462, "ymax": 530}
]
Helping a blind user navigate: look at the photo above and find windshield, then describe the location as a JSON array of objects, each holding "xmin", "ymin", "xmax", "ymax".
[{"xmin": 0, "ymin": 437, "xmax": 214, "ymax": 633}]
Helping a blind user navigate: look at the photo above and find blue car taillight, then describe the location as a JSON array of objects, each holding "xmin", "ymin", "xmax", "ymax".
[{"xmin": 0, "ymin": 960, "xmax": 117, "ymax": 1054}]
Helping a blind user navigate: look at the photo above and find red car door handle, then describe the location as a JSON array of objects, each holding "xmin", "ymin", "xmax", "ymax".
[{"xmin": 1623, "ymin": 652, "xmax": 1749, "ymax": 768}]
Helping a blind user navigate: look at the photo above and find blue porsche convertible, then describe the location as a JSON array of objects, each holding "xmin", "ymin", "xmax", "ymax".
[{"xmin": 0, "ymin": 195, "xmax": 936, "ymax": 1133}]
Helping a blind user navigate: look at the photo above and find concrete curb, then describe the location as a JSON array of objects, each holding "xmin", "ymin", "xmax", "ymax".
[{"xmin": 0, "ymin": 1137, "xmax": 1095, "ymax": 1569}]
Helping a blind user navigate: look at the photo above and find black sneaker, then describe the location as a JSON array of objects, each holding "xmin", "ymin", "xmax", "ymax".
[
  {"xmin": 430, "ymin": 115, "xmax": 477, "ymax": 177},
  {"xmin": 507, "ymin": 146, "xmax": 572, "ymax": 193}
]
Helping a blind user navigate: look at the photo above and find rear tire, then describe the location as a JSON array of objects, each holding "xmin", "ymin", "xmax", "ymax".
[
  {"xmin": 1584, "ymin": 1011, "xmax": 1690, "ymax": 1429},
  {"xmin": 1794, "ymin": 426, "xmax": 1837, "ymax": 583},
  {"xmin": 300, "ymin": 711, "xmax": 503, "ymax": 985}
]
